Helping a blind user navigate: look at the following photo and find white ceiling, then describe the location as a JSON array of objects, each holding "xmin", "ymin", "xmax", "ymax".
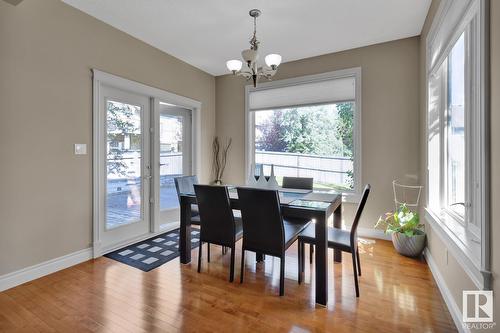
[{"xmin": 62, "ymin": 0, "xmax": 431, "ymax": 76}]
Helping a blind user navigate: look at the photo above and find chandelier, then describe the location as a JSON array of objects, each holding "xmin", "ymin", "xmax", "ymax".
[{"xmin": 226, "ymin": 9, "xmax": 282, "ymax": 87}]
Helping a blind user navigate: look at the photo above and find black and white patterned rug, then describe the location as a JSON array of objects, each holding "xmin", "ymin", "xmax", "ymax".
[{"xmin": 105, "ymin": 228, "xmax": 200, "ymax": 272}]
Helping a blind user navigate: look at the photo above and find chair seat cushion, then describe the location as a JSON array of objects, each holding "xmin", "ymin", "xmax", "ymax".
[
  {"xmin": 283, "ymin": 218, "xmax": 311, "ymax": 249},
  {"xmin": 299, "ymin": 224, "xmax": 352, "ymax": 251}
]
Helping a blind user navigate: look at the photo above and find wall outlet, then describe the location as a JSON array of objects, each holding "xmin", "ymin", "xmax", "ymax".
[{"xmin": 74, "ymin": 143, "xmax": 87, "ymax": 155}]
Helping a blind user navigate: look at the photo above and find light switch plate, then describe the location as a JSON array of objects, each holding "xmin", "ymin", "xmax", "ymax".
[{"xmin": 74, "ymin": 144, "xmax": 87, "ymax": 155}]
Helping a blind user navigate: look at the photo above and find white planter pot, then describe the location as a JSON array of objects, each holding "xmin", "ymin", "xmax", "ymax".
[{"xmin": 391, "ymin": 232, "xmax": 426, "ymax": 257}]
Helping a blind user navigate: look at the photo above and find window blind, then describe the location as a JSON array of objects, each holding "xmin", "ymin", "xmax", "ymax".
[
  {"xmin": 248, "ymin": 76, "xmax": 355, "ymax": 111},
  {"xmin": 427, "ymin": 0, "xmax": 472, "ymax": 73}
]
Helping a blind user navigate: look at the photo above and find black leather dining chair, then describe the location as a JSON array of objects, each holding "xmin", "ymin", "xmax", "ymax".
[
  {"xmin": 297, "ymin": 184, "xmax": 371, "ymax": 297},
  {"xmin": 282, "ymin": 176, "xmax": 314, "ymax": 190},
  {"xmin": 194, "ymin": 185, "xmax": 243, "ymax": 282},
  {"xmin": 236, "ymin": 187, "xmax": 311, "ymax": 296},
  {"xmin": 174, "ymin": 176, "xmax": 201, "ymax": 225},
  {"xmin": 282, "ymin": 176, "xmax": 314, "ymax": 259}
]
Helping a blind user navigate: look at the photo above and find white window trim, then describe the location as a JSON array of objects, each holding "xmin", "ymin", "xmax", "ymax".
[
  {"xmin": 92, "ymin": 69, "xmax": 202, "ymax": 257},
  {"xmin": 425, "ymin": 0, "xmax": 491, "ymax": 290},
  {"xmin": 244, "ymin": 67, "xmax": 362, "ymax": 202}
]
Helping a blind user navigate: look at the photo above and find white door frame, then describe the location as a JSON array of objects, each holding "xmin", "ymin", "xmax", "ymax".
[{"xmin": 92, "ymin": 69, "xmax": 202, "ymax": 257}]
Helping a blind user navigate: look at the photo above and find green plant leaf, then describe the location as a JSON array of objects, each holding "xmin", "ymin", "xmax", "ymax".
[{"xmin": 374, "ymin": 203, "xmax": 423, "ymax": 235}]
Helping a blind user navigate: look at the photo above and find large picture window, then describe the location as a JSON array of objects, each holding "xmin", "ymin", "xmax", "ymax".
[
  {"xmin": 254, "ymin": 102, "xmax": 354, "ymax": 190},
  {"xmin": 246, "ymin": 68, "xmax": 361, "ymax": 195}
]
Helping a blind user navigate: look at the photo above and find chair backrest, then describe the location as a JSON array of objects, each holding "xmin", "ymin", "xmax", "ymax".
[
  {"xmin": 194, "ymin": 185, "xmax": 235, "ymax": 246},
  {"xmin": 174, "ymin": 175, "xmax": 198, "ymax": 202},
  {"xmin": 236, "ymin": 187, "xmax": 285, "ymax": 257},
  {"xmin": 350, "ymin": 184, "xmax": 371, "ymax": 245},
  {"xmin": 282, "ymin": 176, "xmax": 314, "ymax": 190}
]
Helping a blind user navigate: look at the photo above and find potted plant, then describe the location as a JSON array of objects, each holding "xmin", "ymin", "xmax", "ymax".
[{"xmin": 375, "ymin": 204, "xmax": 426, "ymax": 257}]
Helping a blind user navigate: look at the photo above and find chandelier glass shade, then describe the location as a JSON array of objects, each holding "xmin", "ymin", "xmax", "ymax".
[{"xmin": 225, "ymin": 9, "xmax": 281, "ymax": 87}]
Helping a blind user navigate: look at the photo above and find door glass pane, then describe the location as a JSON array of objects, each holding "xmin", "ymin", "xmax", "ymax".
[
  {"xmin": 446, "ymin": 33, "xmax": 465, "ymax": 217},
  {"xmin": 159, "ymin": 113, "xmax": 183, "ymax": 211},
  {"xmin": 106, "ymin": 100, "xmax": 142, "ymax": 229}
]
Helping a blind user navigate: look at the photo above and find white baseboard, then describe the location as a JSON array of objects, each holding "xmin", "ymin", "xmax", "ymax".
[
  {"xmin": 424, "ymin": 248, "xmax": 467, "ymax": 333},
  {"xmin": 357, "ymin": 227, "xmax": 392, "ymax": 240},
  {"xmin": 0, "ymin": 248, "xmax": 92, "ymax": 292}
]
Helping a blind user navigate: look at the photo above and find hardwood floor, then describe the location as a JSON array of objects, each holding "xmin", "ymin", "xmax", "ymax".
[{"xmin": 0, "ymin": 238, "xmax": 456, "ymax": 332}]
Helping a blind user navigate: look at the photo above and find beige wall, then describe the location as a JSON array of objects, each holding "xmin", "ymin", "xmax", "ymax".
[
  {"xmin": 216, "ymin": 37, "xmax": 420, "ymax": 230},
  {"xmin": 419, "ymin": 0, "xmax": 500, "ymax": 327},
  {"xmin": 0, "ymin": 0, "xmax": 215, "ymax": 275}
]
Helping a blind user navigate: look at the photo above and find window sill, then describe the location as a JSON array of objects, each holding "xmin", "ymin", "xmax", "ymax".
[{"xmin": 424, "ymin": 207, "xmax": 488, "ymax": 289}]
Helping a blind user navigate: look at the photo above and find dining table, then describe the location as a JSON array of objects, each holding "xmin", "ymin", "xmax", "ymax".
[{"xmin": 178, "ymin": 186, "xmax": 342, "ymax": 306}]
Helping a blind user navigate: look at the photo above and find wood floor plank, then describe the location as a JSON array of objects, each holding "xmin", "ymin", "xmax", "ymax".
[{"xmin": 0, "ymin": 239, "xmax": 456, "ymax": 332}]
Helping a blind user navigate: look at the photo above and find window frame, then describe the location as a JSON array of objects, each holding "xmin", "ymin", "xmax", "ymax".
[
  {"xmin": 245, "ymin": 67, "xmax": 362, "ymax": 202},
  {"xmin": 425, "ymin": 0, "xmax": 490, "ymax": 290}
]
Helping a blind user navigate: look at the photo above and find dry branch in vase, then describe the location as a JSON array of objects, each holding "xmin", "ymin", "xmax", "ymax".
[{"xmin": 212, "ymin": 136, "xmax": 232, "ymax": 185}]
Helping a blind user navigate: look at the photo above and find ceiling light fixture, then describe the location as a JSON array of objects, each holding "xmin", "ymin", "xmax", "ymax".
[{"xmin": 225, "ymin": 9, "xmax": 282, "ymax": 87}]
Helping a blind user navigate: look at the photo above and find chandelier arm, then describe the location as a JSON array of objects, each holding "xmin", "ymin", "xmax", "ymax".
[
  {"xmin": 236, "ymin": 71, "xmax": 253, "ymax": 78},
  {"xmin": 256, "ymin": 67, "xmax": 277, "ymax": 77}
]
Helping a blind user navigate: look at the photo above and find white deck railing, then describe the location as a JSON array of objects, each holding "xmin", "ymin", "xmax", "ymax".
[
  {"xmin": 255, "ymin": 151, "xmax": 353, "ymax": 186},
  {"xmin": 106, "ymin": 150, "xmax": 353, "ymax": 188}
]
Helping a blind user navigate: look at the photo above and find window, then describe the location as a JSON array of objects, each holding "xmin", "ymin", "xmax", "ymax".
[
  {"xmin": 446, "ymin": 33, "xmax": 466, "ymax": 219},
  {"xmin": 106, "ymin": 100, "xmax": 143, "ymax": 228},
  {"xmin": 426, "ymin": 0, "xmax": 489, "ymax": 288},
  {"xmin": 246, "ymin": 68, "xmax": 361, "ymax": 195},
  {"xmin": 427, "ymin": 25, "xmax": 480, "ymax": 235},
  {"xmin": 254, "ymin": 103, "xmax": 354, "ymax": 191}
]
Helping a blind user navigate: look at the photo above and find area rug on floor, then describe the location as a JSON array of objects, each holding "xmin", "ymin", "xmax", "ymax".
[{"xmin": 105, "ymin": 228, "xmax": 200, "ymax": 272}]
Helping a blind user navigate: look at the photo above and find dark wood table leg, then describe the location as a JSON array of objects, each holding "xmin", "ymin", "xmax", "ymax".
[
  {"xmin": 315, "ymin": 212, "xmax": 328, "ymax": 306},
  {"xmin": 179, "ymin": 196, "xmax": 191, "ymax": 264},
  {"xmin": 333, "ymin": 204, "xmax": 342, "ymax": 263}
]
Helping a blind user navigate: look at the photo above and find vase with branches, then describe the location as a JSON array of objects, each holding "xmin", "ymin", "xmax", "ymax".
[{"xmin": 212, "ymin": 136, "xmax": 232, "ymax": 185}]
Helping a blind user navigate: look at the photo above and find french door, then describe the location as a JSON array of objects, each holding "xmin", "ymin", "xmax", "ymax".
[
  {"xmin": 154, "ymin": 104, "xmax": 192, "ymax": 231},
  {"xmin": 94, "ymin": 82, "xmax": 196, "ymax": 255},
  {"xmin": 97, "ymin": 85, "xmax": 151, "ymax": 253}
]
